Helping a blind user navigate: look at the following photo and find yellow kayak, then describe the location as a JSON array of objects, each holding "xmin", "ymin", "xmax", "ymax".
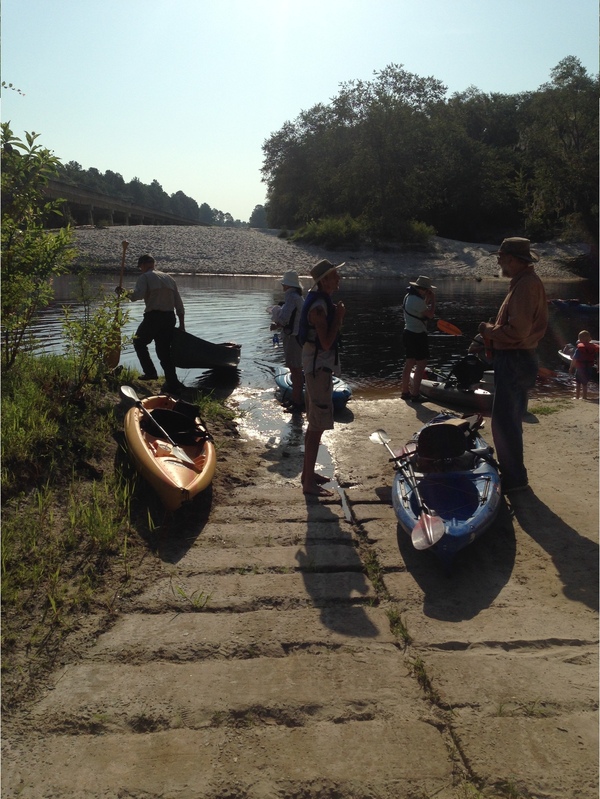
[{"xmin": 124, "ymin": 394, "xmax": 216, "ymax": 511}]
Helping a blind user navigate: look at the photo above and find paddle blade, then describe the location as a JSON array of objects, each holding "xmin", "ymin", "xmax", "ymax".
[
  {"xmin": 411, "ymin": 512, "xmax": 445, "ymax": 550},
  {"xmin": 369, "ymin": 429, "xmax": 391, "ymax": 446},
  {"xmin": 120, "ymin": 385, "xmax": 140, "ymax": 403},
  {"xmin": 171, "ymin": 445, "xmax": 198, "ymax": 468},
  {"xmin": 437, "ymin": 319, "xmax": 462, "ymax": 336}
]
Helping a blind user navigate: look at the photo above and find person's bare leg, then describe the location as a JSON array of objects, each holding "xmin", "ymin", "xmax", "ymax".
[
  {"xmin": 302, "ymin": 428, "xmax": 333, "ymax": 496},
  {"xmin": 290, "ymin": 366, "xmax": 304, "ymax": 406},
  {"xmin": 401, "ymin": 359, "xmax": 416, "ymax": 394},
  {"xmin": 412, "ymin": 359, "xmax": 428, "ymax": 395}
]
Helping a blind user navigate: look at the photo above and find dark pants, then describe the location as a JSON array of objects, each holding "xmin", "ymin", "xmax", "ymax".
[
  {"xmin": 133, "ymin": 310, "xmax": 178, "ymax": 385},
  {"xmin": 491, "ymin": 349, "xmax": 538, "ymax": 488}
]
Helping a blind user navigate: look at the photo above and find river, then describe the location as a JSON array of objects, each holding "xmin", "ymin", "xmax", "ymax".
[{"xmin": 30, "ymin": 273, "xmax": 598, "ymax": 399}]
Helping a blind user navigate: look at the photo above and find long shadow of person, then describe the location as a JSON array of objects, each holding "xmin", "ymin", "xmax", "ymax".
[
  {"xmin": 508, "ymin": 490, "xmax": 599, "ymax": 612},
  {"xmin": 296, "ymin": 495, "xmax": 380, "ymax": 639},
  {"xmin": 395, "ymin": 501, "xmax": 516, "ymax": 621}
]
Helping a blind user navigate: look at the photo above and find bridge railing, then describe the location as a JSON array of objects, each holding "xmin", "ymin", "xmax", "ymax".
[{"xmin": 44, "ymin": 179, "xmax": 201, "ymax": 226}]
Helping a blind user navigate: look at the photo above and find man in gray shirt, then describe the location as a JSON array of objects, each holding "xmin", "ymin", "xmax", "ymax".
[{"xmin": 118, "ymin": 254, "xmax": 185, "ymax": 393}]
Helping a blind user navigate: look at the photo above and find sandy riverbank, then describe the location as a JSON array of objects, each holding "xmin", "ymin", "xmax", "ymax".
[{"xmin": 71, "ymin": 225, "xmax": 591, "ymax": 281}]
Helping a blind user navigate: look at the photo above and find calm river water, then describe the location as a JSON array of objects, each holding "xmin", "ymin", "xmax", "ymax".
[{"xmin": 32, "ymin": 273, "xmax": 598, "ymax": 400}]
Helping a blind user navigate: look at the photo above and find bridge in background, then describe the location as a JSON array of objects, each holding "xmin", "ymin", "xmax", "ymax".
[{"xmin": 44, "ymin": 180, "xmax": 201, "ymax": 227}]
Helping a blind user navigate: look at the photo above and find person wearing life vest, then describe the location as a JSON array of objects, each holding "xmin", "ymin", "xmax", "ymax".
[
  {"xmin": 269, "ymin": 270, "xmax": 305, "ymax": 411},
  {"xmin": 299, "ymin": 259, "xmax": 346, "ymax": 497},
  {"xmin": 569, "ymin": 330, "xmax": 599, "ymax": 400},
  {"xmin": 400, "ymin": 275, "xmax": 436, "ymax": 402}
]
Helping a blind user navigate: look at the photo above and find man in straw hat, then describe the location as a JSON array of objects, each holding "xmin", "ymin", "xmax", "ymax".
[
  {"xmin": 400, "ymin": 275, "xmax": 436, "ymax": 402},
  {"xmin": 298, "ymin": 259, "xmax": 346, "ymax": 497},
  {"xmin": 478, "ymin": 237, "xmax": 548, "ymax": 494}
]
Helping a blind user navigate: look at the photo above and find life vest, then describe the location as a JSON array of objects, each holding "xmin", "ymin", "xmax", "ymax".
[
  {"xmin": 297, "ymin": 289, "xmax": 338, "ymax": 373},
  {"xmin": 575, "ymin": 341, "xmax": 598, "ymax": 366},
  {"xmin": 402, "ymin": 289, "xmax": 427, "ymax": 325}
]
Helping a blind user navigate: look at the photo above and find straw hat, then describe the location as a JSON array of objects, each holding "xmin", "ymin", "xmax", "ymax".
[
  {"xmin": 491, "ymin": 237, "xmax": 539, "ymax": 263},
  {"xmin": 310, "ymin": 259, "xmax": 345, "ymax": 287},
  {"xmin": 409, "ymin": 275, "xmax": 436, "ymax": 290},
  {"xmin": 280, "ymin": 270, "xmax": 301, "ymax": 289}
]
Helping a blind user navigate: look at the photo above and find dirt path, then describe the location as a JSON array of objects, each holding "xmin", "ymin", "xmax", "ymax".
[{"xmin": 2, "ymin": 391, "xmax": 597, "ymax": 798}]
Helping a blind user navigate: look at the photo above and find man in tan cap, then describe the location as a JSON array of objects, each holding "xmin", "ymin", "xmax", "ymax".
[
  {"xmin": 298, "ymin": 259, "xmax": 346, "ymax": 497},
  {"xmin": 479, "ymin": 237, "xmax": 548, "ymax": 494}
]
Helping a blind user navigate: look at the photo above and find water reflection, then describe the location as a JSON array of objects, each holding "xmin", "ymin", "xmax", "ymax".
[{"xmin": 30, "ymin": 273, "xmax": 598, "ymax": 399}]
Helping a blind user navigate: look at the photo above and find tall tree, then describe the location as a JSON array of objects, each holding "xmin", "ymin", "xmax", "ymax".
[{"xmin": 517, "ymin": 57, "xmax": 599, "ymax": 240}]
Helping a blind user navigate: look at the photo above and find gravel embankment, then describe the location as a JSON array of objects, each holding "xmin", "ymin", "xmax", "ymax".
[{"xmin": 71, "ymin": 225, "xmax": 590, "ymax": 281}]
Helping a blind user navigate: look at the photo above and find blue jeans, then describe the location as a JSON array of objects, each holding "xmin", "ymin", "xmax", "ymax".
[{"xmin": 491, "ymin": 349, "xmax": 538, "ymax": 488}]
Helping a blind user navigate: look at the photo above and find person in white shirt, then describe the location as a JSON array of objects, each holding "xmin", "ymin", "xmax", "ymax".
[
  {"xmin": 399, "ymin": 275, "xmax": 436, "ymax": 403},
  {"xmin": 117, "ymin": 254, "xmax": 185, "ymax": 393}
]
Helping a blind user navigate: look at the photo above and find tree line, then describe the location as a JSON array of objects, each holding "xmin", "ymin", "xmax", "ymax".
[
  {"xmin": 57, "ymin": 160, "xmax": 250, "ymax": 227},
  {"xmin": 261, "ymin": 56, "xmax": 598, "ymax": 246}
]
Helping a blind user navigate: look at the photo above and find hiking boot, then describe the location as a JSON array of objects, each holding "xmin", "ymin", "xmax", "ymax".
[
  {"xmin": 139, "ymin": 373, "xmax": 158, "ymax": 381},
  {"xmin": 284, "ymin": 403, "xmax": 304, "ymax": 414}
]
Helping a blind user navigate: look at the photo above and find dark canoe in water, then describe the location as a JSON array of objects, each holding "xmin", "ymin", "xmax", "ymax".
[
  {"xmin": 412, "ymin": 367, "xmax": 494, "ymax": 412},
  {"xmin": 390, "ymin": 412, "xmax": 502, "ymax": 570},
  {"xmin": 171, "ymin": 328, "xmax": 241, "ymax": 370},
  {"xmin": 274, "ymin": 366, "xmax": 352, "ymax": 410}
]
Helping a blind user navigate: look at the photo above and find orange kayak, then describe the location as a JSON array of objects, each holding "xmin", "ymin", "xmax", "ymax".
[{"xmin": 124, "ymin": 394, "xmax": 216, "ymax": 511}]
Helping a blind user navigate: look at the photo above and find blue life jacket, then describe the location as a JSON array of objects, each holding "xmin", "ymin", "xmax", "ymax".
[{"xmin": 297, "ymin": 289, "xmax": 338, "ymax": 373}]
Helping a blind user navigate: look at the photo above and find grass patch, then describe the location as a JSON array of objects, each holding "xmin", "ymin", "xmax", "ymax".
[
  {"xmin": 528, "ymin": 400, "xmax": 570, "ymax": 416},
  {"xmin": 408, "ymin": 656, "xmax": 441, "ymax": 704},
  {"xmin": 1, "ymin": 352, "xmax": 235, "ymax": 709},
  {"xmin": 385, "ymin": 606, "xmax": 413, "ymax": 646}
]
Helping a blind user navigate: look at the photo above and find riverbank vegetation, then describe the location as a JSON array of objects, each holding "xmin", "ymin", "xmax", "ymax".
[
  {"xmin": 0, "ymin": 122, "xmax": 237, "ymax": 709},
  {"xmin": 1, "ymin": 352, "xmax": 235, "ymax": 709},
  {"xmin": 262, "ymin": 57, "xmax": 598, "ymax": 251}
]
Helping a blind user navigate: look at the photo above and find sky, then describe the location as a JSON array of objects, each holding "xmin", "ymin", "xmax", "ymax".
[{"xmin": 2, "ymin": 0, "xmax": 598, "ymax": 222}]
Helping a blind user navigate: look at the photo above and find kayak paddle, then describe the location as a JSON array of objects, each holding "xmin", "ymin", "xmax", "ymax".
[
  {"xmin": 120, "ymin": 385, "xmax": 197, "ymax": 466},
  {"xmin": 369, "ymin": 429, "xmax": 445, "ymax": 549},
  {"xmin": 105, "ymin": 240, "xmax": 129, "ymax": 370},
  {"xmin": 436, "ymin": 319, "xmax": 556, "ymax": 378},
  {"xmin": 401, "ymin": 454, "xmax": 445, "ymax": 549}
]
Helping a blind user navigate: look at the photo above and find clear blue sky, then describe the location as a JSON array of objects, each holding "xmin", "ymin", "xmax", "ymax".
[{"xmin": 2, "ymin": 0, "xmax": 598, "ymax": 222}]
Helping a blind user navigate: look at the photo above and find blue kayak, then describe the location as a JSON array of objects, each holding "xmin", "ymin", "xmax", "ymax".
[
  {"xmin": 391, "ymin": 412, "xmax": 501, "ymax": 568},
  {"xmin": 549, "ymin": 299, "xmax": 599, "ymax": 315},
  {"xmin": 274, "ymin": 366, "xmax": 352, "ymax": 410}
]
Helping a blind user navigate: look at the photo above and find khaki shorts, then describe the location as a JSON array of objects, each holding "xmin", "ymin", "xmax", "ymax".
[
  {"xmin": 283, "ymin": 333, "xmax": 302, "ymax": 369},
  {"xmin": 305, "ymin": 368, "xmax": 334, "ymax": 431}
]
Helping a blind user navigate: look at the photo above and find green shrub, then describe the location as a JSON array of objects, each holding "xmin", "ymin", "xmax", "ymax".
[{"xmin": 292, "ymin": 215, "xmax": 365, "ymax": 249}]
